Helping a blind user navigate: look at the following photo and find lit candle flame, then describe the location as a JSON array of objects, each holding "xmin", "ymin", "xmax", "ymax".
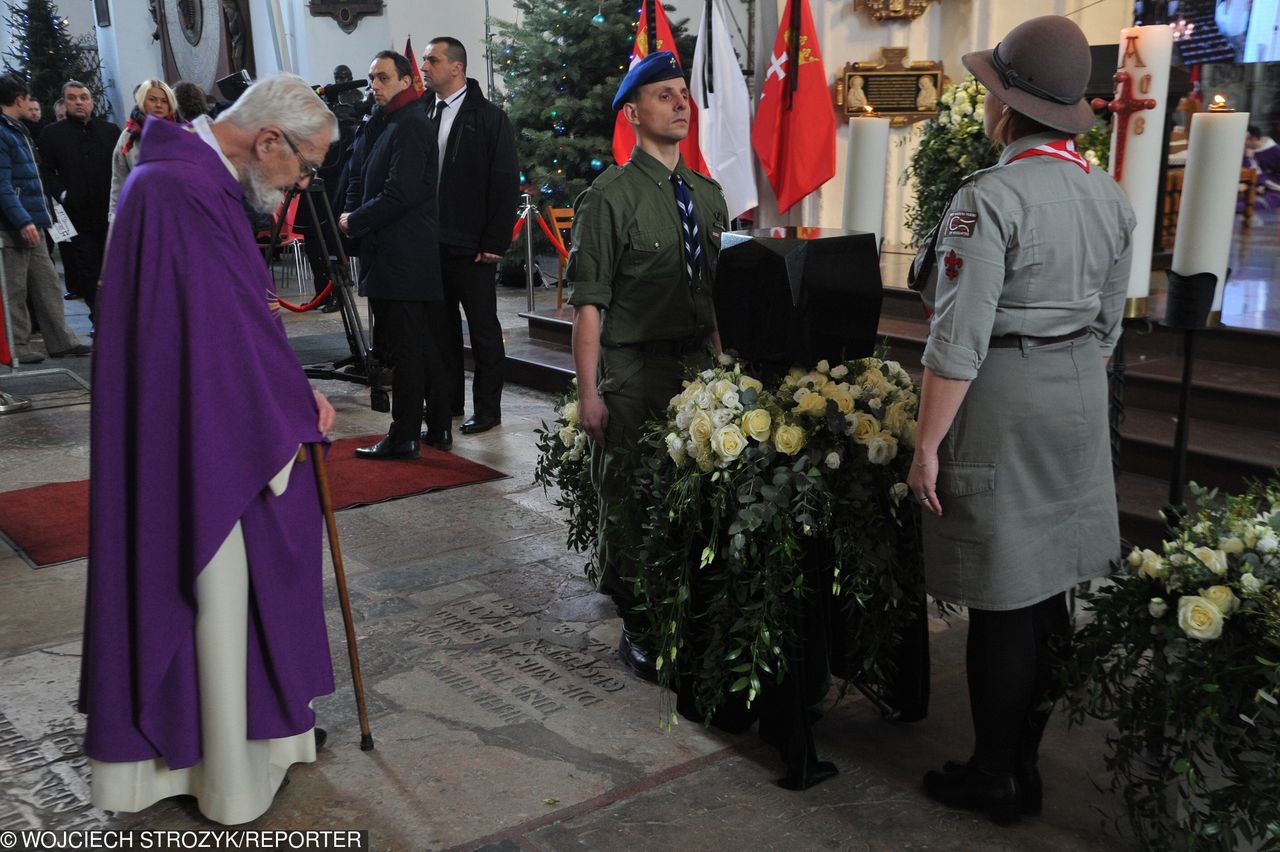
[
  {"xmin": 858, "ymin": 104, "xmax": 879, "ymax": 117},
  {"xmin": 1209, "ymin": 94, "xmax": 1231, "ymax": 112}
]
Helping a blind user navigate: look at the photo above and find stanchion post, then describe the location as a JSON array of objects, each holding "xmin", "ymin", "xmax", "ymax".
[{"xmin": 520, "ymin": 193, "xmax": 537, "ymax": 313}]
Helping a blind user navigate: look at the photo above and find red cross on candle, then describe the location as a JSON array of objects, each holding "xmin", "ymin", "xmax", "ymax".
[{"xmin": 1091, "ymin": 70, "xmax": 1157, "ymax": 182}]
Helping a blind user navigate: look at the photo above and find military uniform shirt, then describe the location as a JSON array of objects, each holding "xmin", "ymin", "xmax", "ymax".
[
  {"xmin": 567, "ymin": 147, "xmax": 727, "ymax": 347},
  {"xmin": 922, "ymin": 132, "xmax": 1136, "ymax": 381}
]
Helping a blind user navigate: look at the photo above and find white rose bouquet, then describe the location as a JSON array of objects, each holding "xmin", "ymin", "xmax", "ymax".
[
  {"xmin": 533, "ymin": 379, "xmax": 601, "ymax": 582},
  {"xmin": 1065, "ymin": 479, "xmax": 1280, "ymax": 850}
]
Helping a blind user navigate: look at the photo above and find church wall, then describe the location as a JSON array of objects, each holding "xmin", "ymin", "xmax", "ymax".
[{"xmin": 94, "ymin": 0, "xmax": 166, "ymax": 124}]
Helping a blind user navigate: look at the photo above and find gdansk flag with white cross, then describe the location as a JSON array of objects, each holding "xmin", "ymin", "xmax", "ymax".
[{"xmin": 750, "ymin": 0, "xmax": 835, "ymax": 214}]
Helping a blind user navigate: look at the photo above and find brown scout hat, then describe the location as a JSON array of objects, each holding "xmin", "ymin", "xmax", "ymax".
[{"xmin": 962, "ymin": 15, "xmax": 1096, "ymax": 135}]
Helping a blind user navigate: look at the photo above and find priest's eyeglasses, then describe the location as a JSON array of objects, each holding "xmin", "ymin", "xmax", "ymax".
[{"xmin": 278, "ymin": 129, "xmax": 321, "ymax": 184}]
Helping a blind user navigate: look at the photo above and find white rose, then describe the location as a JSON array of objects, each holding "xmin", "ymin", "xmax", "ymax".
[
  {"xmin": 675, "ymin": 407, "xmax": 694, "ymax": 430},
  {"xmin": 739, "ymin": 375, "xmax": 764, "ymax": 393},
  {"xmin": 1192, "ymin": 546, "xmax": 1229, "ymax": 576},
  {"xmin": 1199, "ymin": 585, "xmax": 1240, "ymax": 616},
  {"xmin": 1148, "ymin": 597, "xmax": 1168, "ymax": 618},
  {"xmin": 666, "ymin": 433, "xmax": 687, "ymax": 465},
  {"xmin": 940, "ymin": 90, "xmax": 954, "ymax": 105},
  {"xmin": 891, "ymin": 481, "xmax": 910, "ymax": 501},
  {"xmin": 721, "ymin": 390, "xmax": 742, "ymax": 411},
  {"xmin": 865, "ymin": 431, "xmax": 898, "ymax": 465},
  {"xmin": 694, "ymin": 390, "xmax": 712, "ymax": 409},
  {"xmin": 717, "ymin": 351, "xmax": 735, "ymax": 366},
  {"xmin": 824, "ymin": 451, "xmax": 841, "ymax": 470},
  {"xmin": 1177, "ymin": 595, "xmax": 1225, "ymax": 641},
  {"xmin": 867, "ymin": 396, "xmax": 882, "ymax": 410},
  {"xmin": 1127, "ymin": 546, "xmax": 1145, "ymax": 569},
  {"xmin": 711, "ymin": 408, "xmax": 734, "ymax": 428},
  {"xmin": 561, "ymin": 400, "xmax": 578, "ymax": 424},
  {"xmin": 689, "ymin": 411, "xmax": 714, "ymax": 445},
  {"xmin": 710, "ymin": 424, "xmax": 746, "ymax": 463},
  {"xmin": 1258, "ymin": 534, "xmax": 1279, "ymax": 554},
  {"xmin": 1139, "ymin": 550, "xmax": 1164, "ymax": 580},
  {"xmin": 1219, "ymin": 536, "xmax": 1245, "ymax": 555},
  {"xmin": 815, "ymin": 359, "xmax": 830, "ymax": 374},
  {"xmin": 973, "ymin": 105, "xmax": 984, "ymax": 123},
  {"xmin": 830, "ymin": 364, "xmax": 849, "ymax": 379},
  {"xmin": 740, "ymin": 408, "xmax": 772, "ymax": 442},
  {"xmin": 1241, "ymin": 572, "xmax": 1264, "ymax": 595},
  {"xmin": 558, "ymin": 425, "xmax": 577, "ymax": 447}
]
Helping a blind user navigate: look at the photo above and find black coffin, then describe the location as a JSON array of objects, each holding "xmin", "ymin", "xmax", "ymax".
[{"xmin": 714, "ymin": 227, "xmax": 883, "ymax": 370}]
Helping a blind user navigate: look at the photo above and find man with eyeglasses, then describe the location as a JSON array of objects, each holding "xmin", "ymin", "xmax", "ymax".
[
  {"xmin": 340, "ymin": 50, "xmax": 448, "ymax": 459},
  {"xmin": 81, "ymin": 74, "xmax": 341, "ymax": 824}
]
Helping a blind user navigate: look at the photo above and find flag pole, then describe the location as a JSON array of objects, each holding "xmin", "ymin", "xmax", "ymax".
[
  {"xmin": 647, "ymin": 0, "xmax": 658, "ymax": 51},
  {"xmin": 701, "ymin": 0, "xmax": 714, "ymax": 107},
  {"xmin": 785, "ymin": 0, "xmax": 800, "ymax": 108}
]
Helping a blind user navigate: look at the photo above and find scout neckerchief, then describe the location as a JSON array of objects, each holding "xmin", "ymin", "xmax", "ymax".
[
  {"xmin": 1005, "ymin": 137, "xmax": 1090, "ymax": 172},
  {"xmin": 908, "ymin": 137, "xmax": 1088, "ymax": 294},
  {"xmin": 671, "ymin": 174, "xmax": 702, "ymax": 286}
]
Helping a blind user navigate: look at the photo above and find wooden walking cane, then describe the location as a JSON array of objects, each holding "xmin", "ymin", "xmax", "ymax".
[{"xmin": 302, "ymin": 443, "xmax": 375, "ymax": 751}]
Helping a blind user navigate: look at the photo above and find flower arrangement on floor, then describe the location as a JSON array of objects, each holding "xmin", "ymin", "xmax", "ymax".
[
  {"xmin": 1064, "ymin": 480, "xmax": 1280, "ymax": 850},
  {"xmin": 537, "ymin": 354, "xmax": 925, "ymax": 724},
  {"xmin": 533, "ymin": 379, "xmax": 601, "ymax": 583}
]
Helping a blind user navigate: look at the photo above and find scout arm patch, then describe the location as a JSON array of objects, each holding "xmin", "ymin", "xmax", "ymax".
[{"xmin": 943, "ymin": 211, "xmax": 978, "ymax": 238}]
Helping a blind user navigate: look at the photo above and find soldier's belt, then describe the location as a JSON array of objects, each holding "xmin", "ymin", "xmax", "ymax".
[
  {"xmin": 608, "ymin": 336, "xmax": 706, "ymax": 357},
  {"xmin": 988, "ymin": 328, "xmax": 1090, "ymax": 349}
]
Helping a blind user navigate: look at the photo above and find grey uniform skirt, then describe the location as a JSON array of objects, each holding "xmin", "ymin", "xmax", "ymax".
[{"xmin": 922, "ymin": 334, "xmax": 1118, "ymax": 610}]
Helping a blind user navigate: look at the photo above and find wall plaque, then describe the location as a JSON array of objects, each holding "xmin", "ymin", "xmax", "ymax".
[
  {"xmin": 308, "ymin": 0, "xmax": 384, "ymax": 34},
  {"xmin": 834, "ymin": 47, "xmax": 943, "ymax": 128}
]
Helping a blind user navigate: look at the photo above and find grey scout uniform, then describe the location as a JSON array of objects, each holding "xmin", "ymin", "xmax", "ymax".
[
  {"xmin": 567, "ymin": 147, "xmax": 729, "ymax": 600},
  {"xmin": 913, "ymin": 132, "xmax": 1136, "ymax": 611}
]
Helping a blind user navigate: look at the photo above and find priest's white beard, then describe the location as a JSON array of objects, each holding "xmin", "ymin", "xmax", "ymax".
[{"xmin": 239, "ymin": 163, "xmax": 285, "ymax": 216}]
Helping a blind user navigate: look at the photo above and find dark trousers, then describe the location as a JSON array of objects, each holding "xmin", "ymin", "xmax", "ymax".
[
  {"xmin": 441, "ymin": 252, "xmax": 504, "ymax": 419},
  {"xmin": 370, "ymin": 298, "xmax": 451, "ymax": 441},
  {"xmin": 69, "ymin": 226, "xmax": 106, "ymax": 320},
  {"xmin": 966, "ymin": 593, "xmax": 1071, "ymax": 773}
]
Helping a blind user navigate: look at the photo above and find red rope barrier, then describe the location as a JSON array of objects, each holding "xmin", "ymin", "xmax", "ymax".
[
  {"xmin": 278, "ymin": 281, "xmax": 334, "ymax": 313},
  {"xmin": 536, "ymin": 213, "xmax": 570, "ymax": 260},
  {"xmin": 511, "ymin": 217, "xmax": 526, "ymax": 240}
]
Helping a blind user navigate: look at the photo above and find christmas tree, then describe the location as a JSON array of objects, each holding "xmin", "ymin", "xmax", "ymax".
[
  {"xmin": 3, "ymin": 0, "xmax": 112, "ymax": 116},
  {"xmin": 492, "ymin": 0, "xmax": 696, "ymax": 208}
]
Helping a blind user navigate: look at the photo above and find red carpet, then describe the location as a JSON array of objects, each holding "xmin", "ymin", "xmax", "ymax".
[{"xmin": 0, "ymin": 435, "xmax": 506, "ymax": 568}]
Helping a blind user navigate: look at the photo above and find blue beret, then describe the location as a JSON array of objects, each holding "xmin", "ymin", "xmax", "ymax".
[{"xmin": 612, "ymin": 51, "xmax": 684, "ymax": 110}]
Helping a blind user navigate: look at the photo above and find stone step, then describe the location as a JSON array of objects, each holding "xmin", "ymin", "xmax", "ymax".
[{"xmin": 1117, "ymin": 406, "xmax": 1280, "ymax": 492}]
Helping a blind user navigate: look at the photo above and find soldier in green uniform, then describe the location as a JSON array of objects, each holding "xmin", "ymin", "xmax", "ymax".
[{"xmin": 567, "ymin": 52, "xmax": 729, "ymax": 681}]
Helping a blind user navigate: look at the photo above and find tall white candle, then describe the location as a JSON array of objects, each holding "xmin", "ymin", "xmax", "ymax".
[
  {"xmin": 1105, "ymin": 24, "xmax": 1173, "ymax": 315},
  {"xmin": 1171, "ymin": 104, "xmax": 1249, "ymax": 317},
  {"xmin": 842, "ymin": 114, "xmax": 890, "ymax": 247}
]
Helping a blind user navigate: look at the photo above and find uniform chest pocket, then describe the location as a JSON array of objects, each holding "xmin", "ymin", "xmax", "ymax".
[{"xmin": 626, "ymin": 226, "xmax": 681, "ymax": 279}]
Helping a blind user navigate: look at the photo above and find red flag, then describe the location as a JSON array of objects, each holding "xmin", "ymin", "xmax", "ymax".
[
  {"xmin": 750, "ymin": 0, "xmax": 835, "ymax": 213},
  {"xmin": 611, "ymin": 1, "xmax": 707, "ymax": 174},
  {"xmin": 405, "ymin": 37, "xmax": 424, "ymax": 93}
]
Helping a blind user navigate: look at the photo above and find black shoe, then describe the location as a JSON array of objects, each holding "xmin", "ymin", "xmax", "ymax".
[
  {"xmin": 314, "ymin": 727, "xmax": 328, "ymax": 749},
  {"xmin": 461, "ymin": 414, "xmax": 501, "ymax": 435},
  {"xmin": 420, "ymin": 428, "xmax": 452, "ymax": 451},
  {"xmin": 942, "ymin": 757, "xmax": 1042, "ymax": 816},
  {"xmin": 17, "ymin": 352, "xmax": 44, "ymax": 364},
  {"xmin": 923, "ymin": 762, "xmax": 1021, "ymax": 825},
  {"xmin": 49, "ymin": 343, "xmax": 91, "ymax": 358},
  {"xmin": 319, "ymin": 298, "xmax": 341, "ymax": 313},
  {"xmin": 618, "ymin": 629, "xmax": 659, "ymax": 683},
  {"xmin": 354, "ymin": 435, "xmax": 420, "ymax": 460}
]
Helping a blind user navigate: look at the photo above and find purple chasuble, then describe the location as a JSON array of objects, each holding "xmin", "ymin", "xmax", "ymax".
[{"xmin": 80, "ymin": 118, "xmax": 334, "ymax": 768}]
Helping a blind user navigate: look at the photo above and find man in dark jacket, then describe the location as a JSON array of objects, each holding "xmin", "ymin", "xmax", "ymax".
[
  {"xmin": 422, "ymin": 37, "xmax": 519, "ymax": 436},
  {"xmin": 340, "ymin": 51, "xmax": 447, "ymax": 459},
  {"xmin": 0, "ymin": 74, "xmax": 90, "ymax": 364},
  {"xmin": 37, "ymin": 80, "xmax": 120, "ymax": 318}
]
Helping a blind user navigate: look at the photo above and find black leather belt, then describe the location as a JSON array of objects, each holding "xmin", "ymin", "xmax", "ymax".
[
  {"xmin": 610, "ymin": 337, "xmax": 706, "ymax": 357},
  {"xmin": 988, "ymin": 328, "xmax": 1090, "ymax": 349}
]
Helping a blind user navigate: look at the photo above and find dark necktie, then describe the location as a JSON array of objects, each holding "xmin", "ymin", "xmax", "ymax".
[
  {"xmin": 430, "ymin": 99, "xmax": 446, "ymax": 126},
  {"xmin": 670, "ymin": 174, "xmax": 702, "ymax": 286}
]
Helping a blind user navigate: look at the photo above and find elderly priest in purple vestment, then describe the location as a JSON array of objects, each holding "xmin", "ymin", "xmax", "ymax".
[{"xmin": 80, "ymin": 74, "xmax": 340, "ymax": 825}]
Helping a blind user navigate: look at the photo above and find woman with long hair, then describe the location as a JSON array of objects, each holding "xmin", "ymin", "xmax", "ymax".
[{"xmin": 109, "ymin": 79, "xmax": 179, "ymax": 219}]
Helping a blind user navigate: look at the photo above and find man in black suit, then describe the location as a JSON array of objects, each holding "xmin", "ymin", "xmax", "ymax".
[
  {"xmin": 421, "ymin": 37, "xmax": 519, "ymax": 436},
  {"xmin": 340, "ymin": 51, "xmax": 449, "ymax": 459},
  {"xmin": 37, "ymin": 80, "xmax": 120, "ymax": 320}
]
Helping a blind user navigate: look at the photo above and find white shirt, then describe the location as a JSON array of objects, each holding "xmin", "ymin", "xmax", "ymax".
[
  {"xmin": 190, "ymin": 115, "xmax": 238, "ymax": 179},
  {"xmin": 431, "ymin": 85, "xmax": 467, "ymax": 177}
]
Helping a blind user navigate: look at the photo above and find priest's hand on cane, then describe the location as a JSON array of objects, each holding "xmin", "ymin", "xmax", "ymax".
[{"xmin": 313, "ymin": 390, "xmax": 335, "ymax": 434}]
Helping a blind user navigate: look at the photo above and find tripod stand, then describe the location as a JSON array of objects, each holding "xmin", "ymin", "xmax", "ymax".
[{"xmin": 266, "ymin": 178, "xmax": 389, "ymax": 412}]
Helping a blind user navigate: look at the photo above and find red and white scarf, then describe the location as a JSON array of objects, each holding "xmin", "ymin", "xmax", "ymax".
[{"xmin": 1007, "ymin": 137, "xmax": 1090, "ymax": 173}]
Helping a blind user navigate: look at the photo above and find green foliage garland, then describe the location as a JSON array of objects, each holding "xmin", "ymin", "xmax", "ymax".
[{"xmin": 1064, "ymin": 480, "xmax": 1280, "ymax": 849}]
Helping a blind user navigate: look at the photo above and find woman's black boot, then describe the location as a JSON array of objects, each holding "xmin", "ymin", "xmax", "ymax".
[{"xmin": 923, "ymin": 762, "xmax": 1021, "ymax": 825}]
